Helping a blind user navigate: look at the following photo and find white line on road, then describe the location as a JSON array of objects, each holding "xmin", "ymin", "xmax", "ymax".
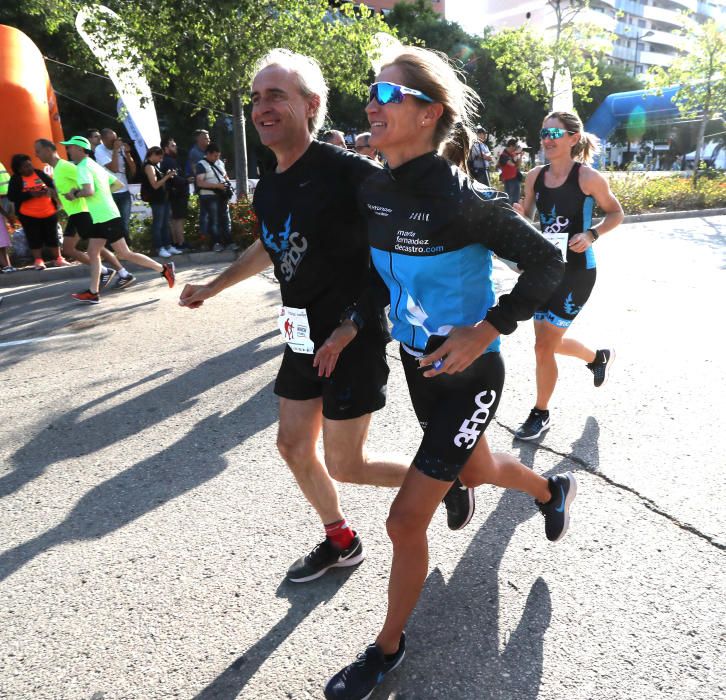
[{"xmin": 0, "ymin": 333, "xmax": 76, "ymax": 349}]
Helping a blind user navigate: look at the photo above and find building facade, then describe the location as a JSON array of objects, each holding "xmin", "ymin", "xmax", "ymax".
[
  {"xmin": 364, "ymin": 0, "xmax": 446, "ymax": 16},
  {"xmin": 480, "ymin": 0, "xmax": 724, "ymax": 78}
]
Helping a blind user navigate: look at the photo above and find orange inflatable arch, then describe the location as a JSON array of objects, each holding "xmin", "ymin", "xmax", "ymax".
[{"xmin": 0, "ymin": 24, "xmax": 66, "ymax": 174}]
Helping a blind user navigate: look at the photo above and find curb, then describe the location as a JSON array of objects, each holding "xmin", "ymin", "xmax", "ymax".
[
  {"xmin": 2, "ymin": 207, "xmax": 725, "ymax": 289},
  {"xmin": 0, "ymin": 250, "xmax": 238, "ymax": 289},
  {"xmin": 622, "ymin": 208, "xmax": 726, "ymax": 224}
]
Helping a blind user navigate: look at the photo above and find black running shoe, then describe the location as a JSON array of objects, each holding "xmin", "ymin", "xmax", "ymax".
[
  {"xmin": 324, "ymin": 633, "xmax": 406, "ymax": 700},
  {"xmin": 587, "ymin": 348, "xmax": 615, "ymax": 388},
  {"xmin": 100, "ymin": 268, "xmax": 116, "ymax": 289},
  {"xmin": 442, "ymin": 478, "xmax": 475, "ymax": 530},
  {"xmin": 114, "ymin": 273, "xmax": 136, "ymax": 290},
  {"xmin": 515, "ymin": 409, "xmax": 551, "ymax": 441},
  {"xmin": 287, "ymin": 534, "xmax": 364, "ymax": 583},
  {"xmin": 536, "ymin": 472, "xmax": 577, "ymax": 542}
]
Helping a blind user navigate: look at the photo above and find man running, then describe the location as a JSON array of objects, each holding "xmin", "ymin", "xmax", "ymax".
[
  {"xmin": 60, "ymin": 136, "xmax": 175, "ymax": 304},
  {"xmin": 34, "ymin": 139, "xmax": 135, "ymax": 291},
  {"xmin": 179, "ymin": 49, "xmax": 471, "ymax": 584}
]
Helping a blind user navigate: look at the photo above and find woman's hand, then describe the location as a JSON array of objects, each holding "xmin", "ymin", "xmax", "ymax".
[
  {"xmin": 313, "ymin": 321, "xmax": 359, "ymax": 378},
  {"xmin": 512, "ymin": 201, "xmax": 525, "ymax": 216},
  {"xmin": 568, "ymin": 231, "xmax": 594, "ymax": 254},
  {"xmin": 419, "ymin": 322, "xmax": 499, "ymax": 378}
]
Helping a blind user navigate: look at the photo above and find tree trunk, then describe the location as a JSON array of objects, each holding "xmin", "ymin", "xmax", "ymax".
[
  {"xmin": 232, "ymin": 88, "xmax": 248, "ymax": 200},
  {"xmin": 693, "ymin": 113, "xmax": 708, "ymax": 188}
]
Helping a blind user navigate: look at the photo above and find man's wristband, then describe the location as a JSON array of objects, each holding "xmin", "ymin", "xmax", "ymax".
[
  {"xmin": 340, "ymin": 307, "xmax": 364, "ymax": 331},
  {"xmin": 587, "ymin": 227, "xmax": 599, "ymax": 241}
]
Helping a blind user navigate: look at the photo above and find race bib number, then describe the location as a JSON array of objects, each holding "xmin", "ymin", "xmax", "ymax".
[{"xmin": 278, "ymin": 306, "xmax": 314, "ymax": 354}]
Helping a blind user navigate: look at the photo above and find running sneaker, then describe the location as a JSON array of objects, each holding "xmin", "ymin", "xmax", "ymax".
[
  {"xmin": 71, "ymin": 289, "xmax": 100, "ymax": 304},
  {"xmin": 515, "ymin": 409, "xmax": 551, "ymax": 441},
  {"xmin": 157, "ymin": 247, "xmax": 172, "ymax": 258},
  {"xmin": 442, "ymin": 478, "xmax": 475, "ymax": 530},
  {"xmin": 1, "ymin": 266, "xmax": 16, "ymax": 273},
  {"xmin": 34, "ymin": 259, "xmax": 46, "ymax": 270},
  {"xmin": 114, "ymin": 273, "xmax": 136, "ymax": 290},
  {"xmin": 54, "ymin": 257, "xmax": 72, "ymax": 267},
  {"xmin": 167, "ymin": 245, "xmax": 183, "ymax": 255},
  {"xmin": 587, "ymin": 348, "xmax": 615, "ymax": 388},
  {"xmin": 536, "ymin": 472, "xmax": 577, "ymax": 542},
  {"xmin": 212, "ymin": 242, "xmax": 224, "ymax": 252},
  {"xmin": 160, "ymin": 262, "xmax": 175, "ymax": 288},
  {"xmin": 226, "ymin": 243, "xmax": 240, "ymax": 252},
  {"xmin": 324, "ymin": 633, "xmax": 406, "ymax": 700},
  {"xmin": 100, "ymin": 268, "xmax": 117, "ymax": 289},
  {"xmin": 287, "ymin": 533, "xmax": 364, "ymax": 583}
]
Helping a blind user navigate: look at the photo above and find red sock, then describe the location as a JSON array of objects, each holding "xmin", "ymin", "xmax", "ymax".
[{"xmin": 324, "ymin": 518, "xmax": 354, "ymax": 550}]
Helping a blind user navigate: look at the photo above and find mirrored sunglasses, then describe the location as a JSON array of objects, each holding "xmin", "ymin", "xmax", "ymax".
[
  {"xmin": 540, "ymin": 127, "xmax": 576, "ymax": 140},
  {"xmin": 369, "ymin": 81, "xmax": 434, "ymax": 105}
]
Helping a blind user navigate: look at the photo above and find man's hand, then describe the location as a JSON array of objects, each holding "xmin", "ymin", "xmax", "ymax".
[
  {"xmin": 512, "ymin": 201, "xmax": 525, "ymax": 216},
  {"xmin": 419, "ymin": 322, "xmax": 499, "ymax": 378},
  {"xmin": 312, "ymin": 321, "xmax": 359, "ymax": 378},
  {"xmin": 179, "ymin": 283, "xmax": 215, "ymax": 309}
]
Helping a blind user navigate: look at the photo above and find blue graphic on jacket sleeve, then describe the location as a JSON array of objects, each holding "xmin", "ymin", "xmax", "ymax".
[
  {"xmin": 262, "ymin": 213, "xmax": 292, "ymax": 253},
  {"xmin": 563, "ymin": 292, "xmax": 582, "ymax": 316}
]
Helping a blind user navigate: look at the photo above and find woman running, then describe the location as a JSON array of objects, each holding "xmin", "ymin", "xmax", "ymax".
[
  {"xmin": 513, "ymin": 112, "xmax": 624, "ymax": 441},
  {"xmin": 315, "ymin": 46, "xmax": 575, "ymax": 700}
]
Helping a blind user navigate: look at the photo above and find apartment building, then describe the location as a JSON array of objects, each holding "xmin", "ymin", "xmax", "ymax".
[{"xmin": 480, "ymin": 0, "xmax": 725, "ymax": 78}]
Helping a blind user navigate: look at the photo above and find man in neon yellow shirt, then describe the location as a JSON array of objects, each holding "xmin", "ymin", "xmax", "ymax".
[
  {"xmin": 34, "ymin": 139, "xmax": 135, "ymax": 289},
  {"xmin": 61, "ymin": 136, "xmax": 175, "ymax": 304}
]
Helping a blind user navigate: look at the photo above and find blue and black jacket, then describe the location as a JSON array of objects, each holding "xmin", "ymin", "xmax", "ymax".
[{"xmin": 357, "ymin": 152, "xmax": 564, "ymax": 352}]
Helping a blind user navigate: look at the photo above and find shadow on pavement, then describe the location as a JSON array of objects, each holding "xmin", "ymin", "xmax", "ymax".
[
  {"xmin": 194, "ymin": 572, "xmax": 358, "ymax": 700},
  {"xmin": 378, "ymin": 418, "xmax": 599, "ymax": 699},
  {"xmin": 0, "ymin": 330, "xmax": 280, "ymax": 499},
  {"xmin": 0, "ymin": 375, "xmax": 278, "ymax": 583}
]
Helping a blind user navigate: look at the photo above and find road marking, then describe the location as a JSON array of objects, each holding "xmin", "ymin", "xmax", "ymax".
[{"xmin": 0, "ymin": 333, "xmax": 76, "ymax": 349}]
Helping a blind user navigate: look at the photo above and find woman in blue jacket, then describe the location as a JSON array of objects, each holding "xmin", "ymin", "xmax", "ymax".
[{"xmin": 316, "ymin": 46, "xmax": 575, "ymax": 700}]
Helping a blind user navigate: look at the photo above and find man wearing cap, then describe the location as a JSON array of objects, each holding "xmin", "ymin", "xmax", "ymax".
[
  {"xmin": 61, "ymin": 135, "xmax": 175, "ymax": 304},
  {"xmin": 34, "ymin": 138, "xmax": 135, "ymax": 290},
  {"xmin": 468, "ymin": 126, "xmax": 493, "ymax": 187}
]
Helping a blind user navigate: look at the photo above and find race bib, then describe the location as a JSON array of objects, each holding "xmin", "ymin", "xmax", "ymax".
[
  {"xmin": 278, "ymin": 306, "xmax": 314, "ymax": 354},
  {"xmin": 541, "ymin": 228, "xmax": 569, "ymax": 262}
]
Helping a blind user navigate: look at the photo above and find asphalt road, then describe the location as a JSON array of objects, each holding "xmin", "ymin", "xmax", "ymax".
[{"xmin": 0, "ymin": 216, "xmax": 724, "ymax": 700}]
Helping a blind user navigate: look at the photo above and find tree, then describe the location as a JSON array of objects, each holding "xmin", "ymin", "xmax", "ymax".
[
  {"xmin": 649, "ymin": 18, "xmax": 726, "ymax": 185},
  {"xmin": 483, "ymin": 1, "xmax": 611, "ymax": 112},
  {"xmin": 16, "ymin": 0, "xmax": 390, "ymax": 192}
]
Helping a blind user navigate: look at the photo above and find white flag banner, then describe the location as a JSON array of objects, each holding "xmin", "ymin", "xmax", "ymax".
[
  {"xmin": 117, "ymin": 98, "xmax": 147, "ymax": 161},
  {"xmin": 76, "ymin": 5, "xmax": 160, "ymax": 152}
]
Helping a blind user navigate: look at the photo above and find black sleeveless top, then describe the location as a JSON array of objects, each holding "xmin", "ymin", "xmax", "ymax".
[{"xmin": 533, "ymin": 162, "xmax": 596, "ymax": 270}]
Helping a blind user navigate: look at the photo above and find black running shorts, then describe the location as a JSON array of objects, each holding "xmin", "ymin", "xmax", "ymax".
[
  {"xmin": 274, "ymin": 333, "xmax": 389, "ymax": 421},
  {"xmin": 91, "ymin": 217, "xmax": 125, "ymax": 244},
  {"xmin": 64, "ymin": 211, "xmax": 94, "ymax": 240},
  {"xmin": 534, "ymin": 266, "xmax": 596, "ymax": 329},
  {"xmin": 401, "ymin": 346, "xmax": 505, "ymax": 482},
  {"xmin": 18, "ymin": 213, "xmax": 59, "ymax": 249}
]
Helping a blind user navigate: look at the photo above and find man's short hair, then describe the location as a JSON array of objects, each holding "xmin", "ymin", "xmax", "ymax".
[
  {"xmin": 506, "ymin": 138, "xmax": 519, "ymax": 148},
  {"xmin": 86, "ymin": 128, "xmax": 100, "ymax": 137},
  {"xmin": 355, "ymin": 132, "xmax": 371, "ymax": 146},
  {"xmin": 252, "ymin": 49, "xmax": 329, "ymax": 137},
  {"xmin": 206, "ymin": 142, "xmax": 221, "ymax": 154},
  {"xmin": 161, "ymin": 136, "xmax": 175, "ymax": 149},
  {"xmin": 35, "ymin": 138, "xmax": 56, "ymax": 151},
  {"xmin": 100, "ymin": 127, "xmax": 116, "ymax": 139},
  {"xmin": 193, "ymin": 129, "xmax": 209, "ymax": 139},
  {"xmin": 476, "ymin": 126, "xmax": 487, "ymax": 134}
]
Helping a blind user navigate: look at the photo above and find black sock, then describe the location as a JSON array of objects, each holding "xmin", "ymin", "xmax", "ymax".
[{"xmin": 533, "ymin": 407, "xmax": 549, "ymax": 418}]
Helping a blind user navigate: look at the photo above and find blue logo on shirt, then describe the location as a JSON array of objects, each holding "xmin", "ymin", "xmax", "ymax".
[{"xmin": 262, "ymin": 214, "xmax": 292, "ymax": 253}]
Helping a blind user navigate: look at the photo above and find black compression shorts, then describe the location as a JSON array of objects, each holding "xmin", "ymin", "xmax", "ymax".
[
  {"xmin": 274, "ymin": 334, "xmax": 389, "ymax": 421},
  {"xmin": 91, "ymin": 217, "xmax": 125, "ymax": 244},
  {"xmin": 401, "ymin": 346, "xmax": 504, "ymax": 482},
  {"xmin": 18, "ymin": 213, "xmax": 59, "ymax": 249},
  {"xmin": 64, "ymin": 211, "xmax": 94, "ymax": 240},
  {"xmin": 534, "ymin": 266, "xmax": 596, "ymax": 329}
]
